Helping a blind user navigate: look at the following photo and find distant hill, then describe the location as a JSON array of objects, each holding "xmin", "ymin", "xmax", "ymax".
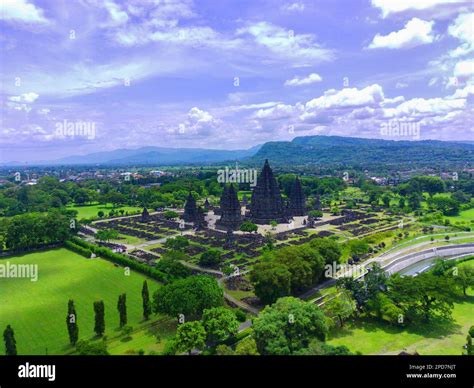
[
  {"xmin": 4, "ymin": 136, "xmax": 473, "ymax": 167},
  {"xmin": 28, "ymin": 145, "xmax": 261, "ymax": 166},
  {"xmin": 248, "ymin": 136, "xmax": 474, "ymax": 167}
]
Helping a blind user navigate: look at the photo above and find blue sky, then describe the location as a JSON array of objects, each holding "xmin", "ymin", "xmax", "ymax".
[{"xmin": 0, "ymin": 0, "xmax": 473, "ymax": 163}]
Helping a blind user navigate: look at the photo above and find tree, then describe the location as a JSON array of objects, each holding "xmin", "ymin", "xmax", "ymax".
[
  {"xmin": 240, "ymin": 221, "xmax": 258, "ymax": 233},
  {"xmin": 235, "ymin": 336, "xmax": 259, "ymax": 355},
  {"xmin": 199, "ymin": 249, "xmax": 221, "ymax": 267},
  {"xmin": 202, "ymin": 307, "xmax": 239, "ymax": 343},
  {"xmin": 253, "ymin": 297, "xmax": 329, "ymax": 355},
  {"xmin": 153, "ymin": 276, "xmax": 224, "ymax": 318},
  {"xmin": 175, "ymin": 321, "xmax": 206, "ymax": 354},
  {"xmin": 164, "ymin": 236, "xmax": 189, "ymax": 251},
  {"xmin": 250, "ymin": 261, "xmax": 291, "ymax": 304},
  {"xmin": 453, "ymin": 266, "xmax": 474, "ymax": 296},
  {"xmin": 156, "ymin": 258, "xmax": 191, "ymax": 279},
  {"xmin": 310, "ymin": 238, "xmax": 342, "ymax": 265},
  {"xmin": 66, "ymin": 299, "xmax": 79, "ymax": 345},
  {"xmin": 270, "ymin": 220, "xmax": 277, "ymax": 230},
  {"xmin": 164, "ymin": 210, "xmax": 179, "ymax": 220},
  {"xmin": 117, "ymin": 294, "xmax": 127, "ymax": 328},
  {"xmin": 93, "ymin": 301, "xmax": 105, "ymax": 336},
  {"xmin": 95, "ymin": 228, "xmax": 118, "ymax": 242},
  {"xmin": 3, "ymin": 325, "xmax": 17, "ymax": 355},
  {"xmin": 142, "ymin": 281, "xmax": 152, "ymax": 320},
  {"xmin": 274, "ymin": 250, "xmax": 313, "ymax": 293},
  {"xmin": 388, "ymin": 273, "xmax": 457, "ymax": 323},
  {"xmin": 323, "ymin": 291, "xmax": 356, "ymax": 327},
  {"xmin": 308, "ymin": 210, "xmax": 323, "ymax": 219}
]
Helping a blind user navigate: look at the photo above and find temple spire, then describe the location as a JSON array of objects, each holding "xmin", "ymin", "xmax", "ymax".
[
  {"xmin": 249, "ymin": 160, "xmax": 287, "ymax": 224},
  {"xmin": 216, "ymin": 184, "xmax": 242, "ymax": 230},
  {"xmin": 288, "ymin": 177, "xmax": 306, "ymax": 216}
]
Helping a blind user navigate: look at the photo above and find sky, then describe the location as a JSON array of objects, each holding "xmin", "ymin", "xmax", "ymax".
[{"xmin": 0, "ymin": 0, "xmax": 473, "ymax": 163}]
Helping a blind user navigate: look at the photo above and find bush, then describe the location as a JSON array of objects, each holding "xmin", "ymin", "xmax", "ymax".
[
  {"xmin": 469, "ymin": 325, "xmax": 474, "ymax": 338},
  {"xmin": 234, "ymin": 309, "xmax": 247, "ymax": 322},
  {"xmin": 65, "ymin": 240, "xmax": 92, "ymax": 258}
]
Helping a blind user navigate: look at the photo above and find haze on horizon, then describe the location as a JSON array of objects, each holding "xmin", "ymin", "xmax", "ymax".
[{"xmin": 0, "ymin": 0, "xmax": 473, "ymax": 163}]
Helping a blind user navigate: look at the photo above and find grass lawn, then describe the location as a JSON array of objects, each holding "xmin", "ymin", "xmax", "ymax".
[
  {"xmin": 0, "ymin": 248, "xmax": 164, "ymax": 355},
  {"xmin": 68, "ymin": 203, "xmax": 142, "ymax": 220},
  {"xmin": 112, "ymin": 233, "xmax": 150, "ymax": 246},
  {"xmin": 328, "ymin": 289, "xmax": 474, "ymax": 355},
  {"xmin": 105, "ymin": 317, "xmax": 177, "ymax": 355},
  {"xmin": 445, "ymin": 208, "xmax": 474, "ymax": 224}
]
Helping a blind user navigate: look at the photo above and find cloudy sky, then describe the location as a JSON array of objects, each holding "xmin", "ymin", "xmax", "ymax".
[{"xmin": 0, "ymin": 0, "xmax": 473, "ymax": 163}]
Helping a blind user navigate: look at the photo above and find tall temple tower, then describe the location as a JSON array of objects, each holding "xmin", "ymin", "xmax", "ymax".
[
  {"xmin": 216, "ymin": 184, "xmax": 242, "ymax": 230},
  {"xmin": 287, "ymin": 177, "xmax": 306, "ymax": 216},
  {"xmin": 183, "ymin": 192, "xmax": 202, "ymax": 224},
  {"xmin": 249, "ymin": 160, "xmax": 287, "ymax": 224}
]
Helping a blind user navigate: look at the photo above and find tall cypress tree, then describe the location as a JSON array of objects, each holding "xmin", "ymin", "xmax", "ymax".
[
  {"xmin": 142, "ymin": 281, "xmax": 152, "ymax": 320},
  {"xmin": 117, "ymin": 294, "xmax": 127, "ymax": 328},
  {"xmin": 93, "ymin": 301, "xmax": 105, "ymax": 336},
  {"xmin": 3, "ymin": 325, "xmax": 17, "ymax": 356},
  {"xmin": 66, "ymin": 299, "xmax": 79, "ymax": 345}
]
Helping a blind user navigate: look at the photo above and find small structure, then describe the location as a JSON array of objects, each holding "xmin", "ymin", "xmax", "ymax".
[{"xmin": 141, "ymin": 207, "xmax": 150, "ymax": 222}]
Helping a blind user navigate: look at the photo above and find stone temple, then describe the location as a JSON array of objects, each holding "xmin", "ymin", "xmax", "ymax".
[
  {"xmin": 249, "ymin": 159, "xmax": 287, "ymax": 224},
  {"xmin": 287, "ymin": 177, "xmax": 306, "ymax": 217},
  {"xmin": 216, "ymin": 183, "xmax": 242, "ymax": 230},
  {"xmin": 183, "ymin": 192, "xmax": 203, "ymax": 224}
]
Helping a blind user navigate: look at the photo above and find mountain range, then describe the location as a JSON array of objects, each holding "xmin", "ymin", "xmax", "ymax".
[{"xmin": 3, "ymin": 136, "xmax": 473, "ymax": 167}]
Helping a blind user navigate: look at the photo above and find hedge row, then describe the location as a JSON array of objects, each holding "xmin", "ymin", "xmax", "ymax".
[
  {"xmin": 64, "ymin": 240, "xmax": 92, "ymax": 258},
  {"xmin": 68, "ymin": 237, "xmax": 168, "ymax": 283}
]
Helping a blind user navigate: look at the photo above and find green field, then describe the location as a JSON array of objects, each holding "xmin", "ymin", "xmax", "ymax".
[
  {"xmin": 68, "ymin": 203, "xmax": 142, "ymax": 220},
  {"xmin": 328, "ymin": 264, "xmax": 474, "ymax": 355},
  {"xmin": 445, "ymin": 208, "xmax": 474, "ymax": 224},
  {"xmin": 0, "ymin": 248, "xmax": 163, "ymax": 355}
]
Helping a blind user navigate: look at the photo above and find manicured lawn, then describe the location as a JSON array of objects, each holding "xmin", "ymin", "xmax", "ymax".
[
  {"xmin": 105, "ymin": 317, "xmax": 177, "ymax": 355},
  {"xmin": 445, "ymin": 208, "xmax": 474, "ymax": 224},
  {"xmin": 68, "ymin": 203, "xmax": 142, "ymax": 220},
  {"xmin": 328, "ymin": 289, "xmax": 474, "ymax": 355},
  {"xmin": 0, "ymin": 248, "xmax": 163, "ymax": 355}
]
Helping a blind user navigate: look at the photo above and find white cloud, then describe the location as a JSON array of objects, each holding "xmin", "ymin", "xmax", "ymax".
[
  {"xmin": 237, "ymin": 22, "xmax": 333, "ymax": 66},
  {"xmin": 454, "ymin": 59, "xmax": 474, "ymax": 79},
  {"xmin": 371, "ymin": 0, "xmax": 469, "ymax": 18},
  {"xmin": 177, "ymin": 107, "xmax": 221, "ymax": 135},
  {"xmin": 253, "ymin": 103, "xmax": 301, "ymax": 120},
  {"xmin": 395, "ymin": 82, "xmax": 408, "ymax": 89},
  {"xmin": 305, "ymin": 84, "xmax": 385, "ymax": 109},
  {"xmin": 448, "ymin": 13, "xmax": 474, "ymax": 57},
  {"xmin": 0, "ymin": 0, "xmax": 48, "ymax": 24},
  {"xmin": 284, "ymin": 73, "xmax": 322, "ymax": 86},
  {"xmin": 281, "ymin": 2, "xmax": 305, "ymax": 12},
  {"xmin": 9, "ymin": 92, "xmax": 39, "ymax": 103},
  {"xmin": 102, "ymin": 0, "xmax": 129, "ymax": 27},
  {"xmin": 383, "ymin": 97, "xmax": 465, "ymax": 118},
  {"xmin": 368, "ymin": 18, "xmax": 435, "ymax": 49}
]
